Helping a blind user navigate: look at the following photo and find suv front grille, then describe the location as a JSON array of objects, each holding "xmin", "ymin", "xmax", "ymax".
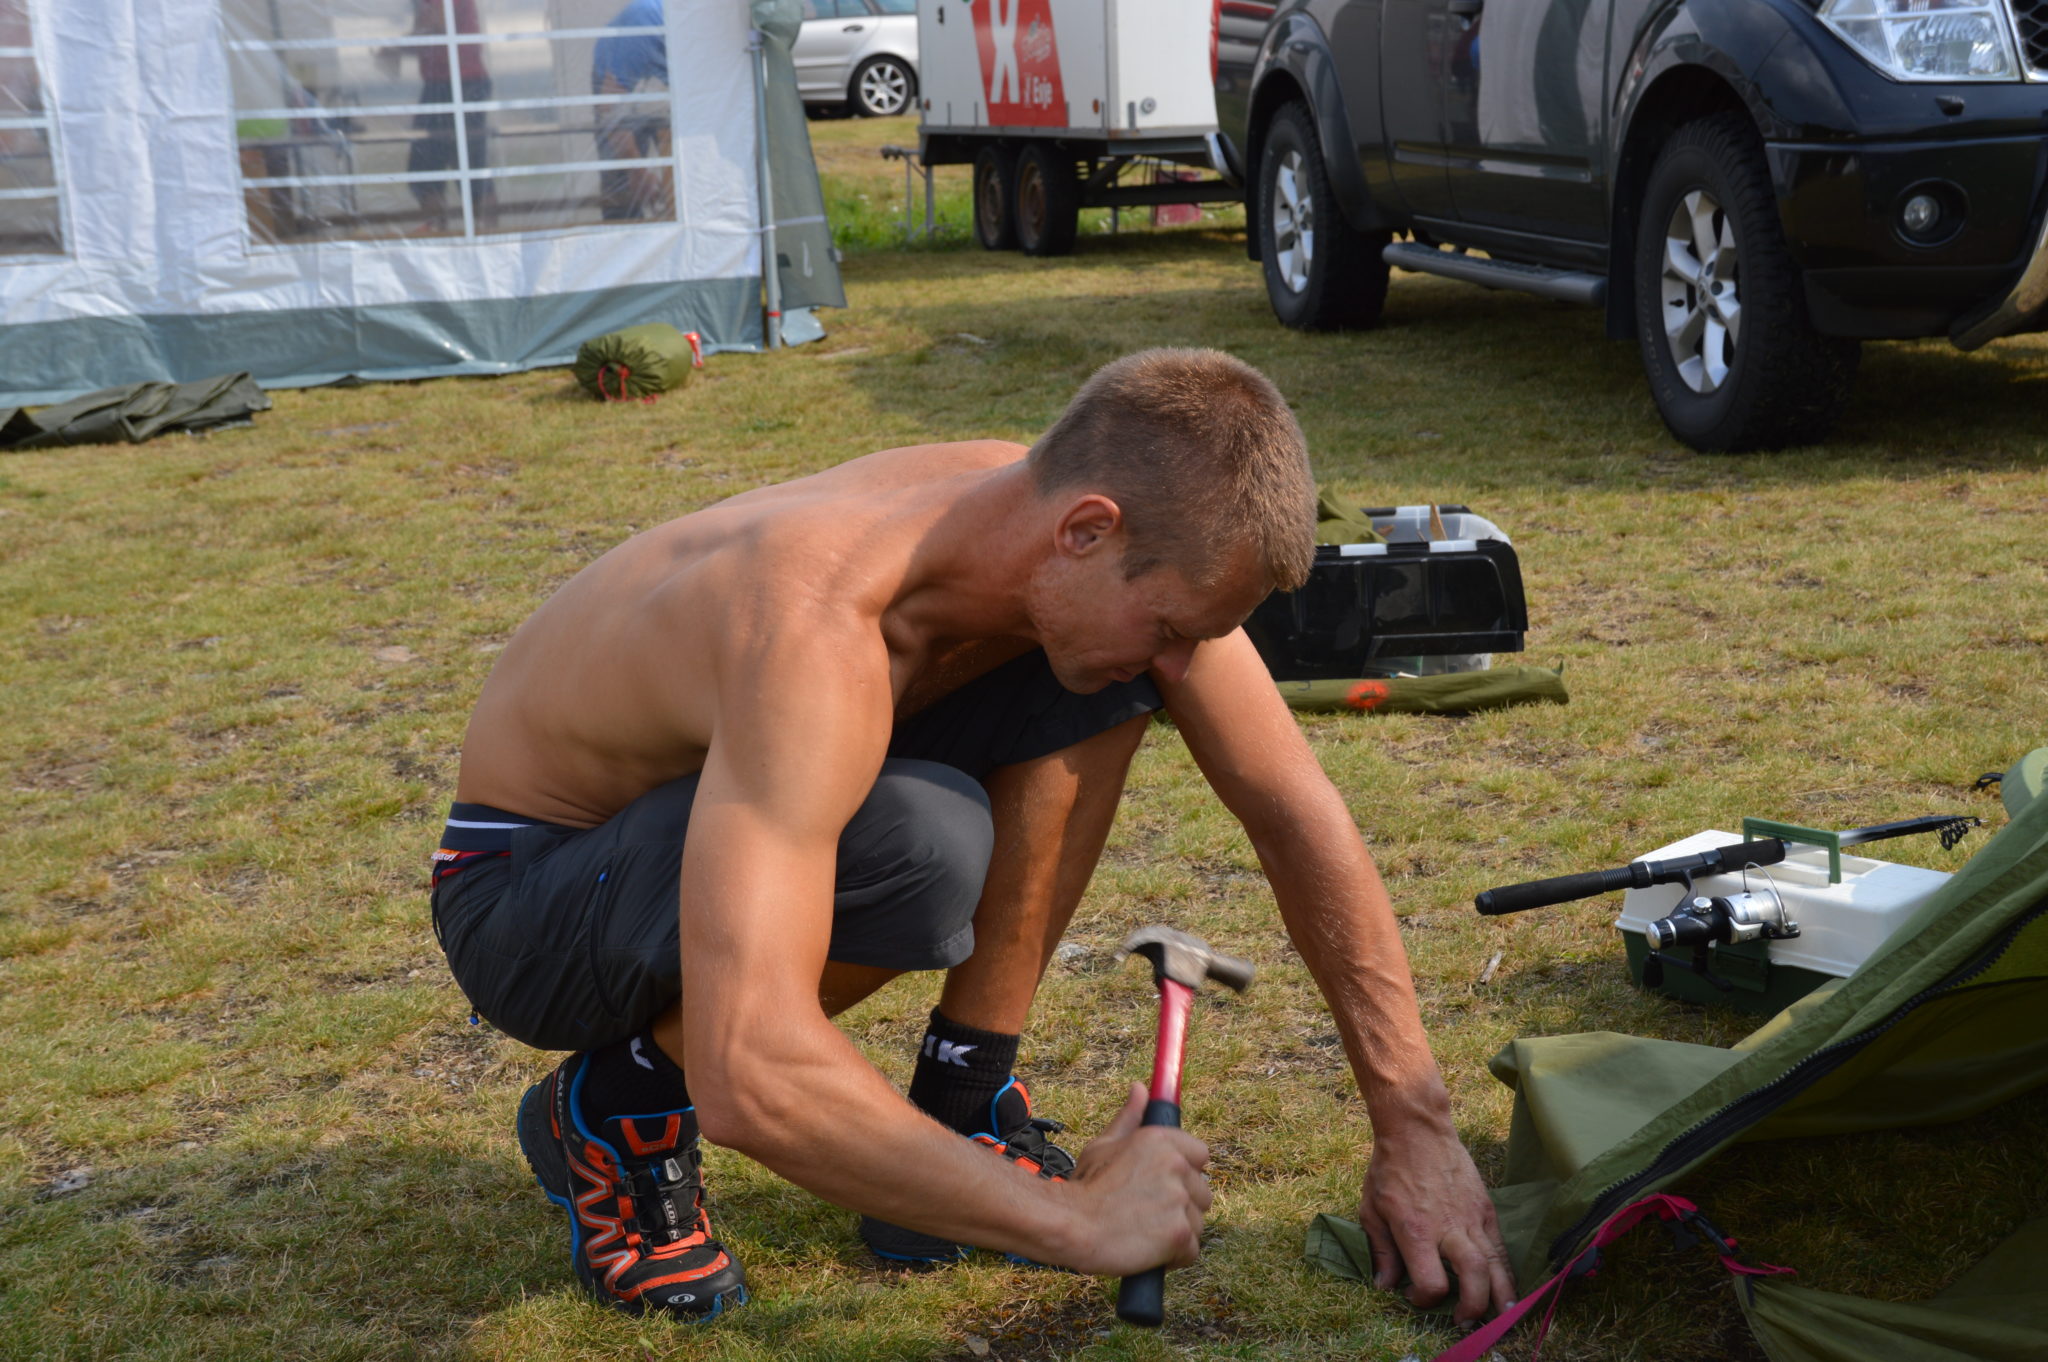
[{"xmin": 2011, "ymin": 0, "xmax": 2048, "ymax": 76}]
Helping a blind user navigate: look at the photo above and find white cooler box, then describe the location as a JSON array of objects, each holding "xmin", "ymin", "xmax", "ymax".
[{"xmin": 1615, "ymin": 829, "xmax": 1953, "ymax": 1013}]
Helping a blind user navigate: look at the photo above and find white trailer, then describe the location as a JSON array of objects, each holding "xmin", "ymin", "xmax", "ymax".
[{"xmin": 916, "ymin": 0, "xmax": 1242, "ymax": 255}]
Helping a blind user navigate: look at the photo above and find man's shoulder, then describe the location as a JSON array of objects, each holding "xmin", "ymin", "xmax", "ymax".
[{"xmin": 849, "ymin": 438, "xmax": 1028, "ymax": 477}]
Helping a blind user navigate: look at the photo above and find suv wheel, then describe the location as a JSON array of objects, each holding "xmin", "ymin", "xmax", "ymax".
[
  {"xmin": 1257, "ymin": 101, "xmax": 1389, "ymax": 330},
  {"xmin": 972, "ymin": 143, "xmax": 1019, "ymax": 250},
  {"xmin": 851, "ymin": 56, "xmax": 914, "ymax": 118},
  {"xmin": 1634, "ymin": 113, "xmax": 1858, "ymax": 451},
  {"xmin": 1014, "ymin": 142, "xmax": 1080, "ymax": 256}
]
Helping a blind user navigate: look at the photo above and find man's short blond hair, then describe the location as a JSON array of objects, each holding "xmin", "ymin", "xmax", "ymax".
[{"xmin": 1026, "ymin": 348, "xmax": 1316, "ymax": 592}]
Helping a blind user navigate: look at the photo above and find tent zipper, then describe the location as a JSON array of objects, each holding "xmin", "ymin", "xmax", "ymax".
[{"xmin": 1547, "ymin": 896, "xmax": 2048, "ymax": 1270}]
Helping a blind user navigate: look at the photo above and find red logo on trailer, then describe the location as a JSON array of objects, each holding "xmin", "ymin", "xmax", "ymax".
[{"xmin": 973, "ymin": 0, "xmax": 1066, "ymax": 126}]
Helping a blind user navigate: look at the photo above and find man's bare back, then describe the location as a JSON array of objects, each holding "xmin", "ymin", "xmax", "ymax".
[{"xmin": 457, "ymin": 439, "xmax": 1038, "ymax": 827}]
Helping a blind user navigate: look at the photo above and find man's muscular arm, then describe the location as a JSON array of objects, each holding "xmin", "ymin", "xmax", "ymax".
[
  {"xmin": 1156, "ymin": 631, "xmax": 1516, "ymax": 1321},
  {"xmin": 675, "ymin": 616, "xmax": 1208, "ymax": 1274}
]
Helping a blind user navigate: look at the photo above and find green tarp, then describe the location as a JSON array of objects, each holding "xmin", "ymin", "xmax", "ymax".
[
  {"xmin": 0, "ymin": 373, "xmax": 270, "ymax": 451},
  {"xmin": 1277, "ymin": 666, "xmax": 1568, "ymax": 715},
  {"xmin": 1308, "ymin": 748, "xmax": 2048, "ymax": 1360}
]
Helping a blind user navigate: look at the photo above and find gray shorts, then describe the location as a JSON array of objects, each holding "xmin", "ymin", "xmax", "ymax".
[{"xmin": 430, "ymin": 650, "xmax": 1162, "ymax": 1051}]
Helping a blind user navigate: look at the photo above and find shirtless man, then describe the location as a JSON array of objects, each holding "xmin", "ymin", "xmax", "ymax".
[{"xmin": 430, "ymin": 349, "xmax": 1514, "ymax": 1323}]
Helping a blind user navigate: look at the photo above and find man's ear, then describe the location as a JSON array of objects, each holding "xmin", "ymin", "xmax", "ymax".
[{"xmin": 1053, "ymin": 494, "xmax": 1124, "ymax": 559}]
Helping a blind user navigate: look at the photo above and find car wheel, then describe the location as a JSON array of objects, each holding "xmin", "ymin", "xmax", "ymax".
[
  {"xmin": 1633, "ymin": 112, "xmax": 1858, "ymax": 452},
  {"xmin": 972, "ymin": 143, "xmax": 1019, "ymax": 251},
  {"xmin": 851, "ymin": 56, "xmax": 914, "ymax": 118},
  {"xmin": 1257, "ymin": 101, "xmax": 1389, "ymax": 330},
  {"xmin": 1014, "ymin": 142, "xmax": 1080, "ymax": 257}
]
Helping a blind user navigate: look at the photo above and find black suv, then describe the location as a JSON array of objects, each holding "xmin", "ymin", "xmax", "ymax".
[{"xmin": 1215, "ymin": 0, "xmax": 2048, "ymax": 450}]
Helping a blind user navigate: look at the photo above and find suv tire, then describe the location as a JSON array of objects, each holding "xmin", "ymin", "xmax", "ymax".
[
  {"xmin": 851, "ymin": 56, "xmax": 915, "ymax": 119},
  {"xmin": 973, "ymin": 143, "xmax": 1020, "ymax": 251},
  {"xmin": 1633, "ymin": 112, "xmax": 1858, "ymax": 452},
  {"xmin": 1014, "ymin": 142, "xmax": 1080, "ymax": 257},
  {"xmin": 1257, "ymin": 101, "xmax": 1389, "ymax": 330}
]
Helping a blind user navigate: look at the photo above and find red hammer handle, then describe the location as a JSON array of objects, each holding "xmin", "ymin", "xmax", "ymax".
[
  {"xmin": 1146, "ymin": 977, "xmax": 1196, "ymax": 1107},
  {"xmin": 1118, "ymin": 976, "xmax": 1196, "ymax": 1327}
]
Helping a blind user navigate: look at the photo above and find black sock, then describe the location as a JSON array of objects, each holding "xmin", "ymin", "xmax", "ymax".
[
  {"xmin": 907, "ymin": 1008, "xmax": 1020, "ymax": 1137},
  {"xmin": 578, "ymin": 1027, "xmax": 692, "ymax": 1121}
]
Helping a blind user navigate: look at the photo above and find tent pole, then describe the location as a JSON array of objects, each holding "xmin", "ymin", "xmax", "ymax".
[{"xmin": 749, "ymin": 26, "xmax": 783, "ymax": 351}]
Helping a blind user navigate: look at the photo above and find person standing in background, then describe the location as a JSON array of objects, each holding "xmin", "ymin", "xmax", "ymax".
[
  {"xmin": 590, "ymin": 0, "xmax": 668, "ymax": 221},
  {"xmin": 387, "ymin": 0, "xmax": 494, "ymax": 233}
]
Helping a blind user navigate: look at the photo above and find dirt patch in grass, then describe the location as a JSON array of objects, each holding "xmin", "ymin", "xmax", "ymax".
[{"xmin": 935, "ymin": 1289, "xmax": 1249, "ymax": 1361}]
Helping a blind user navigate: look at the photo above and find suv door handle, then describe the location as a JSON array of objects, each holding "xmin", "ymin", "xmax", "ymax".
[
  {"xmin": 843, "ymin": 22, "xmax": 865, "ymax": 30},
  {"xmin": 1447, "ymin": 0, "xmax": 1482, "ymax": 14}
]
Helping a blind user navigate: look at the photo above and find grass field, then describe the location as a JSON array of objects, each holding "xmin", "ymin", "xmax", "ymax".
[{"xmin": 2, "ymin": 111, "xmax": 2045, "ymax": 1362}]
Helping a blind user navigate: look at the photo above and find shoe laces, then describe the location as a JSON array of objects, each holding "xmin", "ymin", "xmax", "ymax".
[
  {"xmin": 625, "ymin": 1145, "xmax": 710, "ymax": 1249},
  {"xmin": 992, "ymin": 1116, "xmax": 1076, "ymax": 1179}
]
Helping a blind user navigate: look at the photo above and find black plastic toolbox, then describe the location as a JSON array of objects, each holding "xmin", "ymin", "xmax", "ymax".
[{"xmin": 1242, "ymin": 505, "xmax": 1529, "ymax": 681}]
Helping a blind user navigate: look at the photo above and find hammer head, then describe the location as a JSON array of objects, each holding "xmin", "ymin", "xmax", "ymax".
[{"xmin": 1120, "ymin": 924, "xmax": 1255, "ymax": 994}]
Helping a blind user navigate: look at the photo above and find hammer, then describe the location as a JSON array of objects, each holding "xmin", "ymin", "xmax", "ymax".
[{"xmin": 1115, "ymin": 924, "xmax": 1255, "ymax": 1328}]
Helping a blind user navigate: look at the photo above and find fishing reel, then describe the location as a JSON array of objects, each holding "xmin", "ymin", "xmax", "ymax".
[
  {"xmin": 1642, "ymin": 889, "xmax": 1800, "ymax": 992},
  {"xmin": 1648, "ymin": 890, "xmax": 1801, "ymax": 950}
]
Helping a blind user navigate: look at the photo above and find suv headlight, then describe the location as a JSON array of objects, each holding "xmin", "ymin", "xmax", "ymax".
[{"xmin": 1818, "ymin": 0, "xmax": 2022, "ymax": 81}]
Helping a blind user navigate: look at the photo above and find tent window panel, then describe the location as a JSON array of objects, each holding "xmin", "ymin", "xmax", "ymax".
[
  {"xmin": 246, "ymin": 174, "xmax": 465, "ymax": 245},
  {"xmin": 240, "ymin": 111, "xmax": 466, "ymax": 243},
  {"xmin": 482, "ymin": 101, "xmax": 667, "ymax": 170},
  {"xmin": 219, "ymin": 2, "xmax": 678, "ymax": 243},
  {"xmin": 0, "ymin": 191, "xmax": 58, "ymax": 255},
  {"xmin": 224, "ymin": 0, "xmax": 470, "ymax": 49},
  {"xmin": 226, "ymin": 43, "xmax": 463, "ymax": 118},
  {"xmin": 475, "ymin": 165, "xmax": 670, "ymax": 234},
  {"xmin": 0, "ymin": 123, "xmax": 54, "ymax": 189},
  {"xmin": 1, "ymin": 56, "xmax": 43, "ymax": 116}
]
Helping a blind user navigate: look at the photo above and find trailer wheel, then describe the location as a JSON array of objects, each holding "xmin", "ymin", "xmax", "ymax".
[
  {"xmin": 1257, "ymin": 101, "xmax": 1388, "ymax": 330},
  {"xmin": 1633, "ymin": 113, "xmax": 1858, "ymax": 451},
  {"xmin": 972, "ymin": 144, "xmax": 1019, "ymax": 251},
  {"xmin": 1014, "ymin": 143, "xmax": 1080, "ymax": 256}
]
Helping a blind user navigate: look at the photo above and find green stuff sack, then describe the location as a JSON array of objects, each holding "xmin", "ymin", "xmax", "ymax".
[
  {"xmin": 574, "ymin": 323, "xmax": 701, "ymax": 401},
  {"xmin": 1315, "ymin": 485, "xmax": 1384, "ymax": 547},
  {"xmin": 1277, "ymin": 665, "xmax": 1568, "ymax": 715}
]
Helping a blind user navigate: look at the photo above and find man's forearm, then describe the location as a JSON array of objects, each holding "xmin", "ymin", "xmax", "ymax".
[
  {"xmin": 692, "ymin": 1016, "xmax": 1085, "ymax": 1258},
  {"xmin": 1243, "ymin": 785, "xmax": 1455, "ymax": 1134}
]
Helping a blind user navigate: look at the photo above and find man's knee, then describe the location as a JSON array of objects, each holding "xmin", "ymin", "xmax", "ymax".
[{"xmin": 830, "ymin": 760, "xmax": 993, "ymax": 968}]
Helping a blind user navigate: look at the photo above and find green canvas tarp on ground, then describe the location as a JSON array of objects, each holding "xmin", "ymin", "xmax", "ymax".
[
  {"xmin": 1309, "ymin": 748, "xmax": 2048, "ymax": 1361},
  {"xmin": 0, "ymin": 374, "xmax": 270, "ymax": 451}
]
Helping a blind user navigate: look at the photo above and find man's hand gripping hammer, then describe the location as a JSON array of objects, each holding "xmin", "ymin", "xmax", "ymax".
[{"xmin": 1115, "ymin": 925, "xmax": 1255, "ymax": 1328}]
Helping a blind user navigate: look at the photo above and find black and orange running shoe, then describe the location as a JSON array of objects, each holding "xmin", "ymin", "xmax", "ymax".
[
  {"xmin": 516, "ymin": 1053, "xmax": 749, "ymax": 1319},
  {"xmin": 859, "ymin": 1076, "xmax": 1076, "ymax": 1266}
]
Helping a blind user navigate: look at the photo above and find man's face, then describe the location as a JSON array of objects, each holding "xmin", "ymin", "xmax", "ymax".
[{"xmin": 1028, "ymin": 541, "xmax": 1269, "ymax": 694}]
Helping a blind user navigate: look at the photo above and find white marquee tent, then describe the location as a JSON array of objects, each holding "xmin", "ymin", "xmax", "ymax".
[{"xmin": 0, "ymin": 0, "xmax": 840, "ymax": 405}]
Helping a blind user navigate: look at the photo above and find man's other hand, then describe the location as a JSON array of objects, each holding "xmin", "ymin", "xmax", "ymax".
[
  {"xmin": 1357, "ymin": 1122, "xmax": 1517, "ymax": 1323},
  {"xmin": 1062, "ymin": 1084, "xmax": 1213, "ymax": 1277}
]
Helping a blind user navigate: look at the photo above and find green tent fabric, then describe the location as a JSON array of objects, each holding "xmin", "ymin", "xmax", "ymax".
[
  {"xmin": 574, "ymin": 323, "xmax": 700, "ymax": 401},
  {"xmin": 0, "ymin": 373, "xmax": 270, "ymax": 450},
  {"xmin": 1738, "ymin": 1219, "xmax": 2048, "ymax": 1362},
  {"xmin": 1315, "ymin": 486, "xmax": 1384, "ymax": 546},
  {"xmin": 1306, "ymin": 747, "xmax": 2048, "ymax": 1360},
  {"xmin": 1277, "ymin": 666, "xmax": 1567, "ymax": 715},
  {"xmin": 750, "ymin": 0, "xmax": 847, "ymax": 316},
  {"xmin": 1998, "ymin": 747, "xmax": 2046, "ymax": 819}
]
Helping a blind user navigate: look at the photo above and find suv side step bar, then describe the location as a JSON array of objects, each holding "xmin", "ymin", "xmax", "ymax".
[{"xmin": 1383, "ymin": 242, "xmax": 1607, "ymax": 306}]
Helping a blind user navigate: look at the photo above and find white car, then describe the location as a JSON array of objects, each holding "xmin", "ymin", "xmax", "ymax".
[{"xmin": 793, "ymin": 0, "xmax": 919, "ymax": 118}]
